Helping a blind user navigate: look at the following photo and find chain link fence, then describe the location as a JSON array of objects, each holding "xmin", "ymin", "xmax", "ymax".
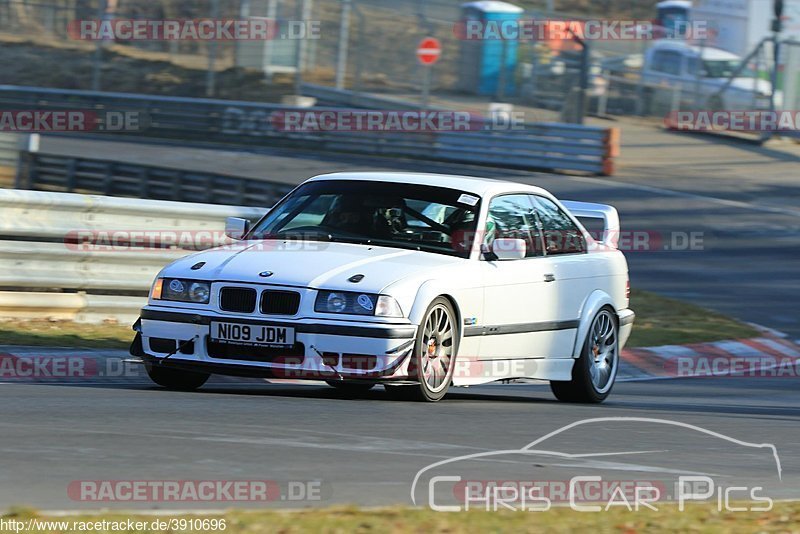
[{"xmin": 0, "ymin": 0, "xmax": 789, "ymax": 126}]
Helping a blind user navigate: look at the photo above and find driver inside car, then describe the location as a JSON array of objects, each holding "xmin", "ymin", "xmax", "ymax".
[{"xmin": 323, "ymin": 196, "xmax": 370, "ymax": 234}]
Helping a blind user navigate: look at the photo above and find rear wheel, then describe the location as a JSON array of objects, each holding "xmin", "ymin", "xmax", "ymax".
[
  {"xmin": 550, "ymin": 307, "xmax": 619, "ymax": 403},
  {"xmin": 146, "ymin": 363, "xmax": 210, "ymax": 391},
  {"xmin": 385, "ymin": 297, "xmax": 459, "ymax": 402}
]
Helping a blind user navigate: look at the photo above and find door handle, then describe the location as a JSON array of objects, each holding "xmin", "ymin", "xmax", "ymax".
[{"xmin": 544, "ymin": 274, "xmax": 556, "ymax": 283}]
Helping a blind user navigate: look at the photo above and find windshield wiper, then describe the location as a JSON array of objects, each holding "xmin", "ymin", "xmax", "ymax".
[
  {"xmin": 261, "ymin": 231, "xmax": 334, "ymax": 242},
  {"xmin": 357, "ymin": 238, "xmax": 427, "ymax": 252}
]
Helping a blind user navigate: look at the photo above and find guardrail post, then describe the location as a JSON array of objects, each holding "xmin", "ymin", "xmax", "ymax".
[
  {"xmin": 204, "ymin": 173, "xmax": 213, "ymax": 204},
  {"xmin": 16, "ymin": 152, "xmax": 40, "ymax": 190},
  {"xmin": 139, "ymin": 167, "xmax": 150, "ymax": 199},
  {"xmin": 102, "ymin": 161, "xmax": 114, "ymax": 195},
  {"xmin": 235, "ymin": 179, "xmax": 246, "ymax": 206},
  {"xmin": 172, "ymin": 170, "xmax": 182, "ymax": 201},
  {"xmin": 602, "ymin": 127, "xmax": 620, "ymax": 176},
  {"xmin": 14, "ymin": 152, "xmax": 28, "ymax": 190},
  {"xmin": 66, "ymin": 158, "xmax": 78, "ymax": 192}
]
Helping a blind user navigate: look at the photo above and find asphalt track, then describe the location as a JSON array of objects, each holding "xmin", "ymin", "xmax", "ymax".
[
  {"xmin": 0, "ymin": 374, "xmax": 797, "ymax": 509},
  {"xmin": 0, "ymin": 132, "xmax": 797, "ymax": 511}
]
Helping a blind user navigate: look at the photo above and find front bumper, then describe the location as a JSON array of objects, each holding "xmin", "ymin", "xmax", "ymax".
[{"xmin": 134, "ymin": 307, "xmax": 418, "ymax": 381}]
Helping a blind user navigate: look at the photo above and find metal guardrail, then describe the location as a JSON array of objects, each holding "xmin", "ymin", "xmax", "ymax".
[
  {"xmin": 299, "ymin": 83, "xmax": 423, "ymax": 111},
  {"xmin": 0, "ymin": 291, "xmax": 146, "ymax": 324},
  {"xmin": 15, "ymin": 152, "xmax": 295, "ymax": 207},
  {"xmin": 299, "ymin": 83, "xmax": 620, "ymax": 173},
  {"xmin": 0, "ymin": 189, "xmax": 267, "ymax": 324},
  {"xmin": 0, "ymin": 85, "xmax": 619, "ymax": 175}
]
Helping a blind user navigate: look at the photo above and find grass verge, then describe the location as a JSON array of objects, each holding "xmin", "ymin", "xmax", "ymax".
[
  {"xmin": 626, "ymin": 290, "xmax": 759, "ymax": 347},
  {"xmin": 3, "ymin": 502, "xmax": 799, "ymax": 533},
  {"xmin": 0, "ymin": 290, "xmax": 760, "ymax": 350},
  {"xmin": 0, "ymin": 320, "xmax": 133, "ymax": 349}
]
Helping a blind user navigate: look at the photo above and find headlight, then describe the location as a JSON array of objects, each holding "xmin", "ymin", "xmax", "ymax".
[
  {"xmin": 151, "ymin": 278, "xmax": 211, "ymax": 304},
  {"xmin": 315, "ymin": 291, "xmax": 403, "ymax": 317}
]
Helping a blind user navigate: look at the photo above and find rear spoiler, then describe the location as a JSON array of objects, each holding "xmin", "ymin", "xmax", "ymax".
[{"xmin": 561, "ymin": 200, "xmax": 621, "ymax": 248}]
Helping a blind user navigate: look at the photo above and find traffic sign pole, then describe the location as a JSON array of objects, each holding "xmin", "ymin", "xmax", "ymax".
[
  {"xmin": 422, "ymin": 66, "xmax": 431, "ymax": 111},
  {"xmin": 416, "ymin": 37, "xmax": 441, "ymax": 111}
]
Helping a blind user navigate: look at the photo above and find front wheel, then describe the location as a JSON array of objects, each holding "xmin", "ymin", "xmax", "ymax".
[
  {"xmin": 550, "ymin": 307, "xmax": 619, "ymax": 403},
  {"xmin": 146, "ymin": 363, "xmax": 210, "ymax": 391},
  {"xmin": 386, "ymin": 297, "xmax": 459, "ymax": 402}
]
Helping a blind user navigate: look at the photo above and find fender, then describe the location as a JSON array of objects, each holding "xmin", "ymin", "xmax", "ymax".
[
  {"xmin": 408, "ymin": 280, "xmax": 465, "ymax": 342},
  {"xmin": 571, "ymin": 289, "xmax": 616, "ymax": 359},
  {"xmin": 408, "ymin": 280, "xmax": 463, "ymax": 325}
]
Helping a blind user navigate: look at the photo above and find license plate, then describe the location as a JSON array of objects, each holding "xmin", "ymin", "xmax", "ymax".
[{"xmin": 210, "ymin": 321, "xmax": 295, "ymax": 348}]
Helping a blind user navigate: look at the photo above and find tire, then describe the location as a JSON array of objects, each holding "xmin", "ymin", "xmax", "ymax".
[
  {"xmin": 326, "ymin": 380, "xmax": 376, "ymax": 395},
  {"xmin": 385, "ymin": 297, "xmax": 459, "ymax": 402},
  {"xmin": 146, "ymin": 363, "xmax": 210, "ymax": 391},
  {"xmin": 550, "ymin": 307, "xmax": 619, "ymax": 404}
]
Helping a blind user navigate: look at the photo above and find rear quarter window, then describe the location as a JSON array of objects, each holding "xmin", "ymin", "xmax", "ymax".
[{"xmin": 531, "ymin": 196, "xmax": 587, "ymax": 255}]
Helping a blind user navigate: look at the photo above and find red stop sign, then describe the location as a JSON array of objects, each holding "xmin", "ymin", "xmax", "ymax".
[{"xmin": 417, "ymin": 37, "xmax": 442, "ymax": 65}]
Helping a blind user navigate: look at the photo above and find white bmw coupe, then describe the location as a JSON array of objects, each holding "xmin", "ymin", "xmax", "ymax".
[{"xmin": 131, "ymin": 172, "xmax": 634, "ymax": 402}]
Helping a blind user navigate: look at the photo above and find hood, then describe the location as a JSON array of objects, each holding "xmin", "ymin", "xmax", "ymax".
[
  {"xmin": 726, "ymin": 77, "xmax": 772, "ymax": 95},
  {"xmin": 161, "ymin": 240, "xmax": 463, "ymax": 293}
]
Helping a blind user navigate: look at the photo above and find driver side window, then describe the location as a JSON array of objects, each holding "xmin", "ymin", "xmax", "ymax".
[{"xmin": 485, "ymin": 195, "xmax": 543, "ymax": 258}]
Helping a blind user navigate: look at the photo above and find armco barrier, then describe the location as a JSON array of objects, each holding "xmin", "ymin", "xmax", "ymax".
[
  {"xmin": 299, "ymin": 83, "xmax": 422, "ymax": 111},
  {"xmin": 0, "ymin": 85, "xmax": 618, "ymax": 175},
  {"xmin": 0, "ymin": 189, "xmax": 266, "ymax": 324},
  {"xmin": 15, "ymin": 152, "xmax": 294, "ymax": 207}
]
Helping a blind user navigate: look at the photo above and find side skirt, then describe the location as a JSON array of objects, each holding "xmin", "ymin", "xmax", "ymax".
[{"xmin": 452, "ymin": 357, "xmax": 575, "ymax": 387}]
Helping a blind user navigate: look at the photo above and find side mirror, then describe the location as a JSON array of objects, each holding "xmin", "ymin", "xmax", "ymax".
[
  {"xmin": 492, "ymin": 238, "xmax": 526, "ymax": 261},
  {"xmin": 225, "ymin": 217, "xmax": 250, "ymax": 240}
]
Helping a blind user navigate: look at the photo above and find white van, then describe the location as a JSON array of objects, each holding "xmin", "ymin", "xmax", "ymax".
[{"xmin": 641, "ymin": 40, "xmax": 779, "ymax": 111}]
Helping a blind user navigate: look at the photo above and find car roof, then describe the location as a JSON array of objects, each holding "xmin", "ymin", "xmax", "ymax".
[
  {"xmin": 306, "ymin": 172, "xmax": 552, "ymax": 199},
  {"xmin": 648, "ymin": 40, "xmax": 741, "ymax": 60},
  {"xmin": 656, "ymin": 0, "xmax": 691, "ymax": 9}
]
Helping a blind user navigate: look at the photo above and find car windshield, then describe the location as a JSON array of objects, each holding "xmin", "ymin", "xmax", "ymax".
[
  {"xmin": 702, "ymin": 59, "xmax": 754, "ymax": 78},
  {"xmin": 249, "ymin": 180, "xmax": 482, "ymax": 258}
]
